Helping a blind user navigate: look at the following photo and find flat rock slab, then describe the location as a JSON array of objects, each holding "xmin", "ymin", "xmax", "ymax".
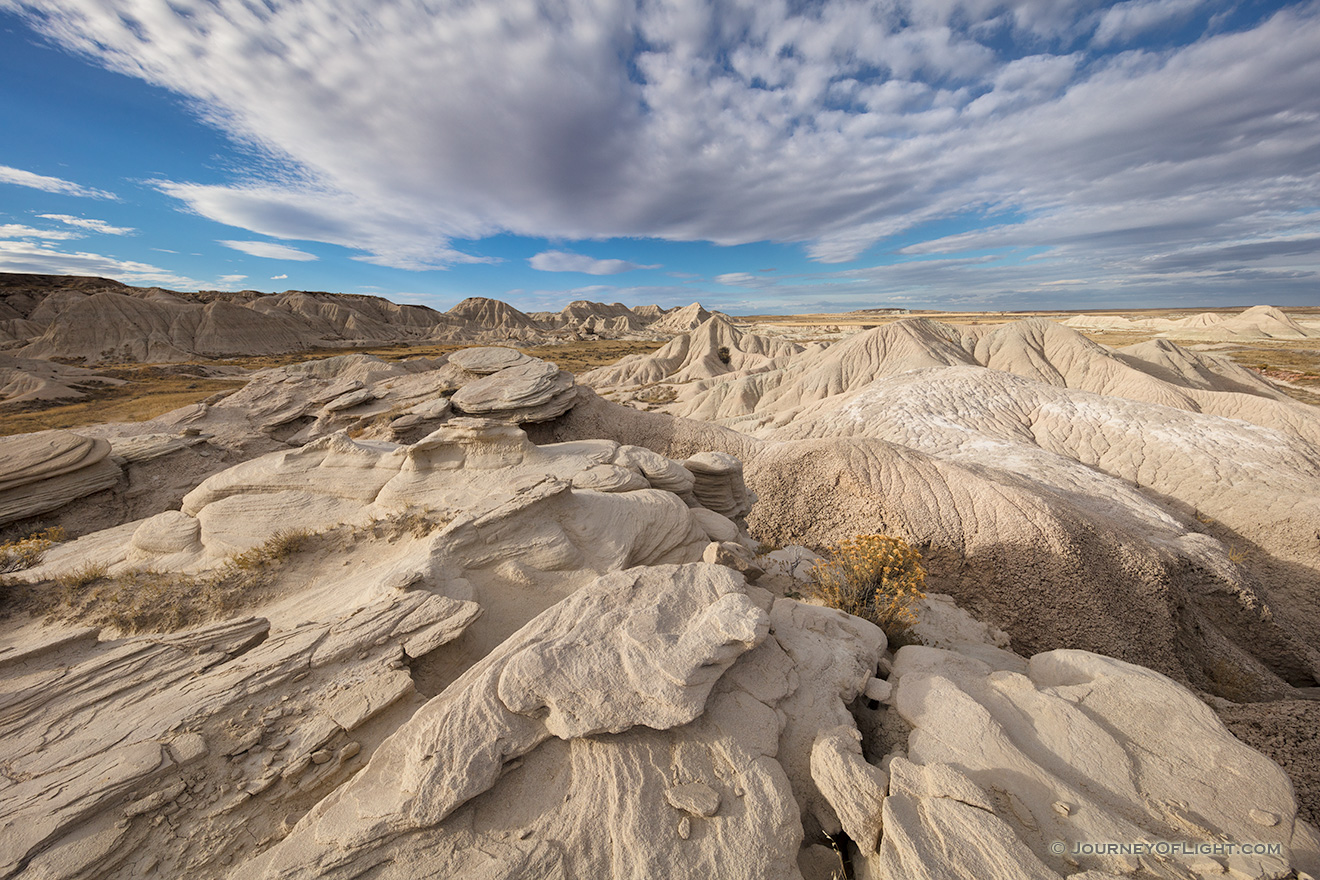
[
  {"xmin": 451, "ymin": 361, "xmax": 577, "ymax": 422},
  {"xmin": 448, "ymin": 347, "xmax": 536, "ymax": 375}
]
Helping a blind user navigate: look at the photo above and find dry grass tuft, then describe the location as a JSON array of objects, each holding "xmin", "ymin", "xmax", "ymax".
[
  {"xmin": 227, "ymin": 528, "xmax": 314, "ymax": 570},
  {"xmin": 54, "ymin": 560, "xmax": 108, "ymax": 591},
  {"xmin": 808, "ymin": 534, "xmax": 926, "ymax": 638},
  {"xmin": 0, "ymin": 527, "xmax": 66, "ymax": 574},
  {"xmin": 32, "ymin": 528, "xmax": 318, "ymax": 633}
]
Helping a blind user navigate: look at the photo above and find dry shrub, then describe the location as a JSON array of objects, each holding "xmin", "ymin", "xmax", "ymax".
[
  {"xmin": 0, "ymin": 527, "xmax": 66, "ymax": 574},
  {"xmin": 808, "ymin": 534, "xmax": 926, "ymax": 638}
]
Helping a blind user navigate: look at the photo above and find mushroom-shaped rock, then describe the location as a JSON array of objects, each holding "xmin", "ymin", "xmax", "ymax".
[
  {"xmin": 614, "ymin": 444, "xmax": 696, "ymax": 495},
  {"xmin": 448, "ymin": 346, "xmax": 536, "ymax": 375},
  {"xmin": 130, "ymin": 510, "xmax": 202, "ymax": 555},
  {"xmin": 684, "ymin": 451, "xmax": 755, "ymax": 519}
]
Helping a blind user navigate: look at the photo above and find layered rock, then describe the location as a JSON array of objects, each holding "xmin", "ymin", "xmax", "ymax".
[
  {"xmin": 0, "ymin": 593, "xmax": 480, "ymax": 878},
  {"xmin": 450, "ymin": 358, "xmax": 577, "ymax": 422},
  {"xmin": 0, "ymin": 274, "xmax": 714, "ymax": 364},
  {"xmin": 0, "ymin": 430, "xmax": 120, "ymax": 525},
  {"xmin": 134, "ymin": 348, "xmax": 578, "ymax": 452}
]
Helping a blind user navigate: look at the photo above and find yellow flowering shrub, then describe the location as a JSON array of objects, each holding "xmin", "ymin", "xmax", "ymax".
[
  {"xmin": 0, "ymin": 527, "xmax": 66, "ymax": 574},
  {"xmin": 808, "ymin": 534, "xmax": 926, "ymax": 637}
]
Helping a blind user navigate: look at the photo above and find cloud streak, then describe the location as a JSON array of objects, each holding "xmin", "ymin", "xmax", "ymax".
[
  {"xmin": 529, "ymin": 250, "xmax": 657, "ymax": 274},
  {"xmin": 0, "ymin": 164, "xmax": 117, "ymax": 199},
  {"xmin": 218, "ymin": 239, "xmax": 319, "ymax": 261},
  {"xmin": 0, "ymin": 223, "xmax": 79, "ymax": 241},
  {"xmin": 0, "ymin": 239, "xmax": 202, "ymax": 287},
  {"xmin": 37, "ymin": 214, "xmax": 135, "ymax": 234}
]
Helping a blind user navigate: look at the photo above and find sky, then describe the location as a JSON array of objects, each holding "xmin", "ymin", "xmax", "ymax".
[{"xmin": 0, "ymin": 0, "xmax": 1317, "ymax": 315}]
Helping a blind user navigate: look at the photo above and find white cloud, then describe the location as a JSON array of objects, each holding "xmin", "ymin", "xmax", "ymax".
[
  {"xmin": 0, "ymin": 164, "xmax": 117, "ymax": 199},
  {"xmin": 714, "ymin": 272, "xmax": 762, "ymax": 287},
  {"xmin": 7, "ymin": 0, "xmax": 1320, "ymax": 296},
  {"xmin": 529, "ymin": 250, "xmax": 657, "ymax": 274},
  {"xmin": 0, "ymin": 239, "xmax": 202, "ymax": 287},
  {"xmin": 1093, "ymin": 0, "xmax": 1203, "ymax": 45},
  {"xmin": 0, "ymin": 223, "xmax": 79, "ymax": 240},
  {"xmin": 37, "ymin": 213, "xmax": 135, "ymax": 234},
  {"xmin": 271, "ymin": 273, "xmax": 288, "ymax": 280},
  {"xmin": 214, "ymin": 274, "xmax": 247, "ymax": 287},
  {"xmin": 218, "ymin": 239, "xmax": 319, "ymax": 261}
]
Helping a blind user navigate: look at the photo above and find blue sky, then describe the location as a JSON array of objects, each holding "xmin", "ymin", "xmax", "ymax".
[{"xmin": 0, "ymin": 0, "xmax": 1316, "ymax": 314}]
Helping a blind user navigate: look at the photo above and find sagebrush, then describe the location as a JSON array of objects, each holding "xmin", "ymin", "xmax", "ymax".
[
  {"xmin": 808, "ymin": 534, "xmax": 926, "ymax": 637},
  {"xmin": 0, "ymin": 527, "xmax": 66, "ymax": 574}
]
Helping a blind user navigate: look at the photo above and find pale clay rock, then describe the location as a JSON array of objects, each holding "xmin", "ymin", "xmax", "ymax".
[
  {"xmin": 665, "ymin": 782, "xmax": 722, "ymax": 818},
  {"xmin": 450, "ymin": 359, "xmax": 577, "ymax": 423},
  {"xmin": 703, "ymin": 539, "xmax": 765, "ymax": 582},
  {"xmin": 877, "ymin": 645, "xmax": 1311, "ymax": 880},
  {"xmin": 447, "ymin": 346, "xmax": 536, "ymax": 375}
]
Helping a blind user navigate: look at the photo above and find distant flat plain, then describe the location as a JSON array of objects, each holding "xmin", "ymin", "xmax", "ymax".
[{"xmin": 3, "ymin": 306, "xmax": 1316, "ymax": 436}]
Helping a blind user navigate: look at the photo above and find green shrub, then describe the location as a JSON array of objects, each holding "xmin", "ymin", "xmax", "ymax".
[{"xmin": 808, "ymin": 534, "xmax": 926, "ymax": 638}]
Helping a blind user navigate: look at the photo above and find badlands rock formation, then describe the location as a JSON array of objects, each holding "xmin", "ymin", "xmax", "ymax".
[
  {"xmin": 528, "ymin": 300, "xmax": 659, "ymax": 338},
  {"xmin": 1064, "ymin": 304, "xmax": 1320, "ymax": 340},
  {"xmin": 2, "ymin": 301, "xmax": 1319, "ymax": 879},
  {"xmin": 581, "ymin": 315, "xmax": 1320, "ymax": 698},
  {"xmin": 0, "ymin": 431, "xmax": 121, "ymax": 526},
  {"xmin": 0, "ymin": 273, "xmax": 680, "ymax": 365}
]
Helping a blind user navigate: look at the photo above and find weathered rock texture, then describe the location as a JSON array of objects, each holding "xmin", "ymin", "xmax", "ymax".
[
  {"xmin": 0, "ymin": 430, "xmax": 121, "ymax": 526},
  {"xmin": 1064, "ymin": 304, "xmax": 1320, "ymax": 340}
]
